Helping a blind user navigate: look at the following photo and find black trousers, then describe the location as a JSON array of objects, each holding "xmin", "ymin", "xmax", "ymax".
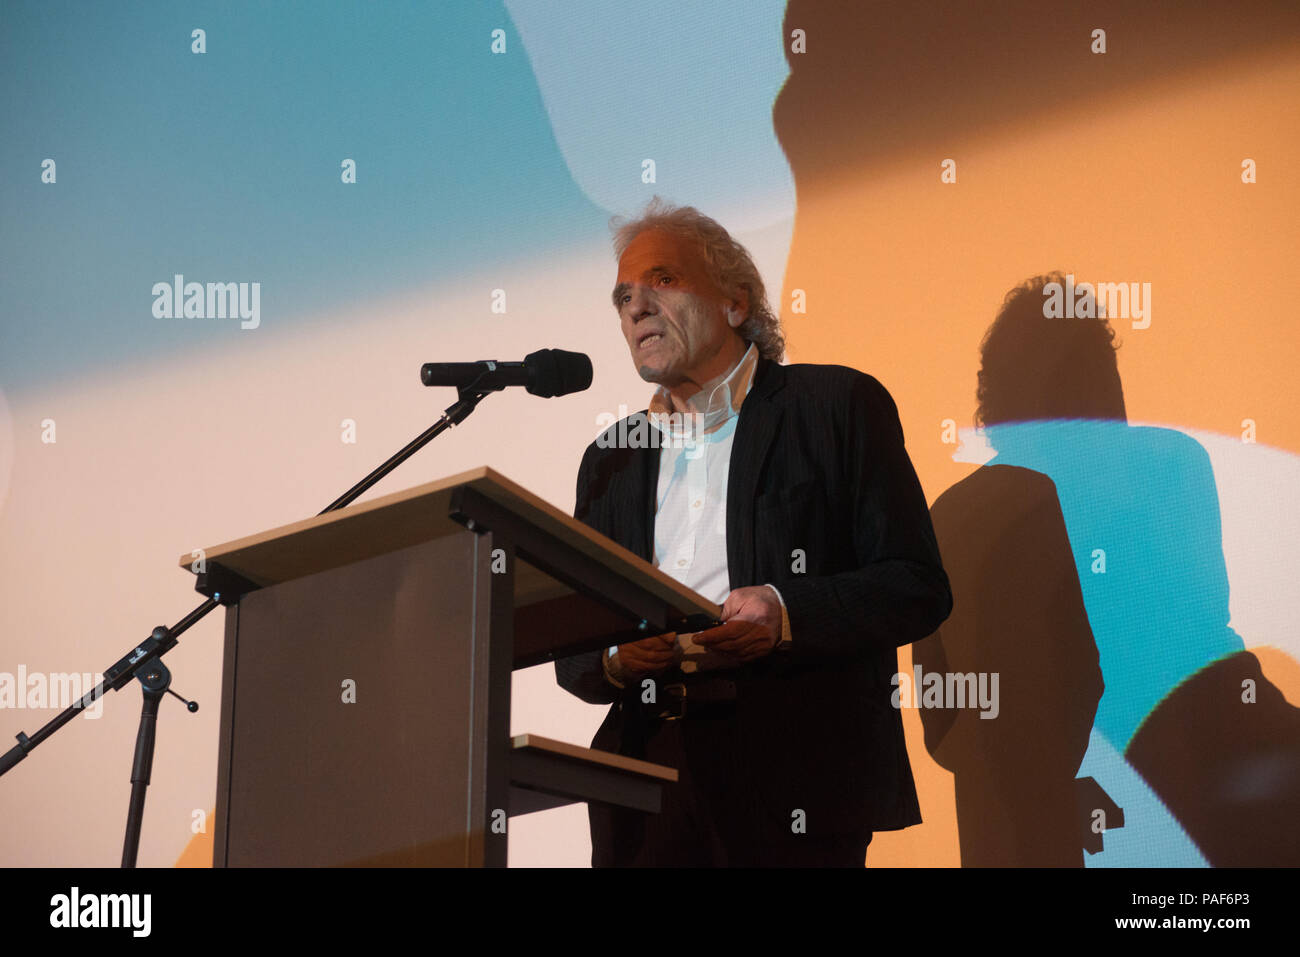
[{"xmin": 589, "ymin": 706, "xmax": 872, "ymax": 867}]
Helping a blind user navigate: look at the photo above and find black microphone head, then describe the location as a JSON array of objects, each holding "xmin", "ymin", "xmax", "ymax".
[{"xmin": 524, "ymin": 349, "xmax": 593, "ymax": 398}]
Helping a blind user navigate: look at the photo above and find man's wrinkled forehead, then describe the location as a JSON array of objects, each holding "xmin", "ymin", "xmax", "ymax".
[{"xmin": 612, "ymin": 229, "xmax": 709, "ymax": 306}]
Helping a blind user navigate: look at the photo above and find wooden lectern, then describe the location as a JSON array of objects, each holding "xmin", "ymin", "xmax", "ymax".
[{"xmin": 178, "ymin": 467, "xmax": 719, "ymax": 867}]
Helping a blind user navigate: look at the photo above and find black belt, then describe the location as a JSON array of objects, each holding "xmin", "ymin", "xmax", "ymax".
[{"xmin": 652, "ymin": 676, "xmax": 738, "ymax": 721}]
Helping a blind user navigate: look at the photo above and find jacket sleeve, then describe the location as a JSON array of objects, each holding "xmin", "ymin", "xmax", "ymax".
[
  {"xmin": 553, "ymin": 442, "xmax": 622, "ymax": 704},
  {"xmin": 777, "ymin": 373, "xmax": 953, "ymax": 661}
]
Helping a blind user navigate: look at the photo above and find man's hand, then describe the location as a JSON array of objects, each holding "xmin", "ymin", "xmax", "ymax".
[
  {"xmin": 692, "ymin": 586, "xmax": 783, "ymax": 663},
  {"xmin": 615, "ymin": 632, "xmax": 679, "ymax": 679}
]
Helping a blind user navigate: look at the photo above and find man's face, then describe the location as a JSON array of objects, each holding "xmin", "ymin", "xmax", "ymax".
[{"xmin": 612, "ymin": 229, "xmax": 741, "ymax": 386}]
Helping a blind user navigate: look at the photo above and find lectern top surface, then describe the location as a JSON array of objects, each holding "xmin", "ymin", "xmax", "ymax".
[{"xmin": 178, "ymin": 466, "xmax": 719, "ymax": 618}]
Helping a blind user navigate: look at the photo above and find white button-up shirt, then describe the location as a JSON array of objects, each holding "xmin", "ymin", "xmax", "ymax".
[
  {"xmin": 651, "ymin": 341, "xmax": 758, "ymax": 604},
  {"xmin": 604, "ymin": 342, "xmax": 790, "ymax": 685}
]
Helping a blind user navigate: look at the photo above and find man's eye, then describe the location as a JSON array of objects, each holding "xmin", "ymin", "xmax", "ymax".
[{"xmin": 658, "ymin": 275, "xmax": 672, "ymax": 285}]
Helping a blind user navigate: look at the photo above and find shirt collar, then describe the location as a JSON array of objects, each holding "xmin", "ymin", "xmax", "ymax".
[{"xmin": 647, "ymin": 341, "xmax": 758, "ymax": 439}]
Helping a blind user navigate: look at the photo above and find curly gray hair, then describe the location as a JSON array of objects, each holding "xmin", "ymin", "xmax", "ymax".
[{"xmin": 610, "ymin": 196, "xmax": 785, "ymax": 362}]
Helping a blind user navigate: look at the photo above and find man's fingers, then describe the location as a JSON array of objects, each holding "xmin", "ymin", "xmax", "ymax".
[
  {"xmin": 719, "ymin": 595, "xmax": 741, "ymax": 620},
  {"xmin": 702, "ymin": 621, "xmax": 775, "ymax": 655},
  {"xmin": 691, "ymin": 619, "xmax": 754, "ymax": 645},
  {"xmin": 616, "ymin": 629, "xmax": 680, "ymax": 679},
  {"xmin": 707, "ymin": 636, "xmax": 767, "ymax": 655},
  {"xmin": 625, "ymin": 649, "xmax": 677, "ymax": 667},
  {"xmin": 635, "ymin": 632, "xmax": 677, "ymax": 648},
  {"xmin": 620, "ymin": 633, "xmax": 676, "ymax": 653}
]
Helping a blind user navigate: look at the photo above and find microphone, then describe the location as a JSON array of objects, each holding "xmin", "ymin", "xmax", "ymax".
[{"xmin": 420, "ymin": 348, "xmax": 593, "ymax": 398}]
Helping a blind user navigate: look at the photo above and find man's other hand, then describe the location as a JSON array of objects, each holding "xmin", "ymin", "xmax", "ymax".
[
  {"xmin": 616, "ymin": 632, "xmax": 679, "ymax": 678},
  {"xmin": 692, "ymin": 585, "xmax": 782, "ymax": 663}
]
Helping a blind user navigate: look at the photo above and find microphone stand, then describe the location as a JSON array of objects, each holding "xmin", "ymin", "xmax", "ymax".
[{"xmin": 0, "ymin": 378, "xmax": 494, "ymax": 867}]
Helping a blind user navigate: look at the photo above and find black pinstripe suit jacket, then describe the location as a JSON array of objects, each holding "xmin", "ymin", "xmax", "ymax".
[{"xmin": 555, "ymin": 356, "xmax": 952, "ymax": 832}]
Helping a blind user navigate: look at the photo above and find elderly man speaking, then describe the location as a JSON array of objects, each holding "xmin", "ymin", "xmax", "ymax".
[{"xmin": 556, "ymin": 197, "xmax": 952, "ymax": 867}]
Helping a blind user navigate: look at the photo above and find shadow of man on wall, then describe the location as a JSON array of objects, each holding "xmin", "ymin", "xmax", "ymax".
[{"xmin": 915, "ymin": 273, "xmax": 1300, "ymax": 866}]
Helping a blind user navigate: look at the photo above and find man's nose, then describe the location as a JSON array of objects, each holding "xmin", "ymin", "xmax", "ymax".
[{"xmin": 624, "ymin": 283, "xmax": 657, "ymax": 319}]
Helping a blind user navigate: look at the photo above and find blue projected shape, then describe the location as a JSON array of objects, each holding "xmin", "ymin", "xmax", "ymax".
[{"xmin": 983, "ymin": 420, "xmax": 1244, "ymax": 754}]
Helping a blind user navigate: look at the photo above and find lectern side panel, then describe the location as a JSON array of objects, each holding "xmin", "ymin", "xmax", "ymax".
[{"xmin": 220, "ymin": 532, "xmax": 486, "ymax": 866}]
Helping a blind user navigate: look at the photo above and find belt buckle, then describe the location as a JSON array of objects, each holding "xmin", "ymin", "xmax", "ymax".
[{"xmin": 659, "ymin": 682, "xmax": 687, "ymax": 721}]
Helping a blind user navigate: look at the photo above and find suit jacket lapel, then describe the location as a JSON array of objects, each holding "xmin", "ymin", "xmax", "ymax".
[
  {"xmin": 636, "ymin": 430, "xmax": 660, "ymax": 561},
  {"xmin": 727, "ymin": 358, "xmax": 785, "ymax": 589}
]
